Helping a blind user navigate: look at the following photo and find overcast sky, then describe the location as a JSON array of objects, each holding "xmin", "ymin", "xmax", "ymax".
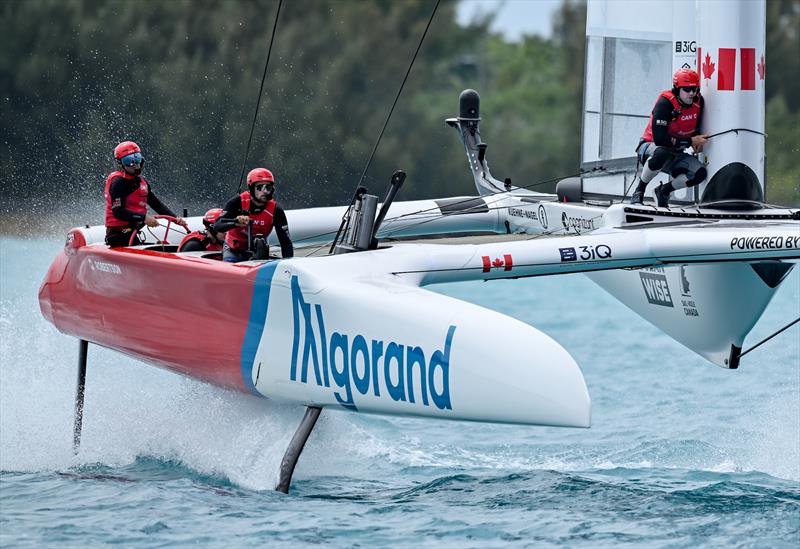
[{"xmin": 457, "ymin": 0, "xmax": 563, "ymax": 40}]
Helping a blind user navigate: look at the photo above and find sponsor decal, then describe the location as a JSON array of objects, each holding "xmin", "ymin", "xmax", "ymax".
[
  {"xmin": 289, "ymin": 276, "xmax": 453, "ymax": 412},
  {"xmin": 538, "ymin": 205, "xmax": 548, "ymax": 229},
  {"xmin": 680, "ymin": 266, "xmax": 700, "ymax": 317},
  {"xmin": 640, "ymin": 272, "xmax": 673, "ymax": 308},
  {"xmin": 680, "ymin": 266, "xmax": 691, "ymax": 296},
  {"xmin": 559, "ymin": 247, "xmax": 577, "ymax": 262},
  {"xmin": 87, "ymin": 258, "xmax": 122, "ymax": 274},
  {"xmin": 508, "ymin": 206, "xmax": 538, "ymax": 222},
  {"xmin": 675, "ymin": 40, "xmax": 696, "ymax": 54},
  {"xmin": 561, "ymin": 212, "xmax": 595, "ymax": 232},
  {"xmin": 730, "ymin": 235, "xmax": 800, "ymax": 250},
  {"xmin": 560, "ymin": 245, "xmax": 612, "ymax": 262},
  {"xmin": 481, "ymin": 254, "xmax": 513, "ymax": 273}
]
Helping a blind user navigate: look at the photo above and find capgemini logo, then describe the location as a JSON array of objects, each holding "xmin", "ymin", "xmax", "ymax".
[{"xmin": 289, "ymin": 276, "xmax": 454, "ymax": 412}]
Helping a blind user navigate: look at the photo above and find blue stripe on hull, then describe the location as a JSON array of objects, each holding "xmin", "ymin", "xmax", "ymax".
[{"xmin": 240, "ymin": 261, "xmax": 280, "ymax": 395}]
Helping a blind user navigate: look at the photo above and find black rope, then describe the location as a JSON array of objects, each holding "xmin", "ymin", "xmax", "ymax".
[
  {"xmin": 705, "ymin": 127, "xmax": 766, "ymax": 139},
  {"xmin": 352, "ymin": 0, "xmax": 440, "ymax": 192},
  {"xmin": 236, "ymin": 0, "xmax": 283, "ymax": 193},
  {"xmin": 740, "ymin": 317, "xmax": 800, "ymax": 358}
]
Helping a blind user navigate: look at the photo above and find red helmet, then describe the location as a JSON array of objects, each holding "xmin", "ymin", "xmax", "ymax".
[
  {"xmin": 203, "ymin": 208, "xmax": 223, "ymax": 227},
  {"xmin": 114, "ymin": 141, "xmax": 141, "ymax": 160},
  {"xmin": 673, "ymin": 68, "xmax": 700, "ymax": 88},
  {"xmin": 247, "ymin": 167, "xmax": 274, "ymax": 186}
]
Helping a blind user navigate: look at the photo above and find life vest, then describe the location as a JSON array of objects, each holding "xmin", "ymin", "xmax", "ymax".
[
  {"xmin": 224, "ymin": 192, "xmax": 276, "ymax": 251},
  {"xmin": 641, "ymin": 90, "xmax": 701, "ymax": 143},
  {"xmin": 179, "ymin": 231, "xmax": 223, "ymax": 252},
  {"xmin": 104, "ymin": 171, "xmax": 149, "ymax": 228}
]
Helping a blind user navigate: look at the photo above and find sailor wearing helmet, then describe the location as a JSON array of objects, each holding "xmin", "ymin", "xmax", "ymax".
[
  {"xmin": 178, "ymin": 208, "xmax": 226, "ymax": 253},
  {"xmin": 104, "ymin": 141, "xmax": 188, "ymax": 247},
  {"xmin": 214, "ymin": 167, "xmax": 294, "ymax": 262},
  {"xmin": 630, "ymin": 69, "xmax": 710, "ymax": 207}
]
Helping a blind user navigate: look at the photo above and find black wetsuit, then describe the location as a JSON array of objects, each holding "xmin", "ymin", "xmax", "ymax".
[{"xmin": 214, "ymin": 195, "xmax": 294, "ymax": 259}]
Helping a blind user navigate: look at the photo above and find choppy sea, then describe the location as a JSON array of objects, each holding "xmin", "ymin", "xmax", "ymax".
[{"xmin": 1, "ymin": 236, "xmax": 798, "ymax": 547}]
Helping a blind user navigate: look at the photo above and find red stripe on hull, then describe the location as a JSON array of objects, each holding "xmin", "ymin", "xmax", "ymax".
[{"xmin": 39, "ymin": 245, "xmax": 261, "ymax": 392}]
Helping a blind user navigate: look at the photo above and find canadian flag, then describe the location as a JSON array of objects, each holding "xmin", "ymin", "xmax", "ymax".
[
  {"xmin": 697, "ymin": 47, "xmax": 762, "ymax": 91},
  {"xmin": 481, "ymin": 254, "xmax": 513, "ymax": 273}
]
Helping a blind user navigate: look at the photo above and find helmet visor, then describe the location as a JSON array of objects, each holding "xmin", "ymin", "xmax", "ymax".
[{"xmin": 120, "ymin": 152, "xmax": 144, "ymax": 167}]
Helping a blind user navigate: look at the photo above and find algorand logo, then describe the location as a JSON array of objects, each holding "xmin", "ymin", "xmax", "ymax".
[{"xmin": 289, "ymin": 276, "xmax": 454, "ymax": 412}]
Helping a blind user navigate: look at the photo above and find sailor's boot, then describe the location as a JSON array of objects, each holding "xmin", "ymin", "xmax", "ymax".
[
  {"xmin": 654, "ymin": 182, "xmax": 675, "ymax": 208},
  {"xmin": 629, "ymin": 180, "xmax": 647, "ymax": 205}
]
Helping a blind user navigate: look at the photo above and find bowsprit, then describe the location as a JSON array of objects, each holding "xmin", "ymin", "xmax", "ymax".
[{"xmin": 289, "ymin": 276, "xmax": 454, "ymax": 411}]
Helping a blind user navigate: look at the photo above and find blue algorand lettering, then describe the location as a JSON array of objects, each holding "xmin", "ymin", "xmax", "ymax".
[{"xmin": 289, "ymin": 276, "xmax": 454, "ymax": 412}]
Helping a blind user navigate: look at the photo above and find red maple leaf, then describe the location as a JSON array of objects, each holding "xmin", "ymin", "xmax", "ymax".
[
  {"xmin": 492, "ymin": 257, "xmax": 504, "ymax": 268},
  {"xmin": 757, "ymin": 54, "xmax": 765, "ymax": 80},
  {"xmin": 702, "ymin": 53, "xmax": 715, "ymax": 80}
]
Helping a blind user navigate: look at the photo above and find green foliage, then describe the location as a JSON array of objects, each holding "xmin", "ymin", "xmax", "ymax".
[
  {"xmin": 766, "ymin": 95, "xmax": 800, "ymax": 205},
  {"xmin": 1, "ymin": 0, "xmax": 797, "ymax": 229}
]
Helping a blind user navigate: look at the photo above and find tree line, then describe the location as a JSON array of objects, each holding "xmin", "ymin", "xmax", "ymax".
[{"xmin": 1, "ymin": 0, "xmax": 796, "ymax": 233}]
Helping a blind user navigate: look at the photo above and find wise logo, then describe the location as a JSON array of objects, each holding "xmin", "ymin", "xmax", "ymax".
[
  {"xmin": 289, "ymin": 276, "xmax": 455, "ymax": 412},
  {"xmin": 639, "ymin": 271, "xmax": 674, "ymax": 307}
]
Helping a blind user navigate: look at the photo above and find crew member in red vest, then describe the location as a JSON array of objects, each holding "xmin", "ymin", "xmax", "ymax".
[
  {"xmin": 630, "ymin": 69, "xmax": 709, "ymax": 207},
  {"xmin": 104, "ymin": 141, "xmax": 187, "ymax": 247},
  {"xmin": 214, "ymin": 167, "xmax": 294, "ymax": 262},
  {"xmin": 178, "ymin": 208, "xmax": 225, "ymax": 253}
]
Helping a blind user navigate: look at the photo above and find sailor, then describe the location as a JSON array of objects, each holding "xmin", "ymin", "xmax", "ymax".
[
  {"xmin": 630, "ymin": 69, "xmax": 709, "ymax": 207},
  {"xmin": 104, "ymin": 141, "xmax": 187, "ymax": 248},
  {"xmin": 178, "ymin": 208, "xmax": 225, "ymax": 252},
  {"xmin": 214, "ymin": 167, "xmax": 294, "ymax": 262}
]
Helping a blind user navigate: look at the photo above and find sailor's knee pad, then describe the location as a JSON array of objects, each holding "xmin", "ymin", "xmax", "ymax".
[
  {"xmin": 687, "ymin": 166, "xmax": 707, "ymax": 187},
  {"xmin": 647, "ymin": 147, "xmax": 672, "ymax": 171}
]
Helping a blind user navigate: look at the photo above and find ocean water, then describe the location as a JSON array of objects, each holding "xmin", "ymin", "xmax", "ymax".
[{"xmin": 1, "ymin": 236, "xmax": 798, "ymax": 547}]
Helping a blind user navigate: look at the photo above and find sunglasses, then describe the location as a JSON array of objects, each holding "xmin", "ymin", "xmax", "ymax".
[
  {"xmin": 120, "ymin": 152, "xmax": 144, "ymax": 166},
  {"xmin": 254, "ymin": 183, "xmax": 274, "ymax": 191},
  {"xmin": 680, "ymin": 87, "xmax": 699, "ymax": 93}
]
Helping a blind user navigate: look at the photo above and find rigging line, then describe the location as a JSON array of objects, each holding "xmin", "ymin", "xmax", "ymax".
[
  {"xmin": 328, "ymin": 0, "xmax": 440, "ymax": 254},
  {"xmin": 740, "ymin": 317, "xmax": 800, "ymax": 358},
  {"xmin": 353, "ymin": 0, "xmax": 441, "ymax": 192},
  {"xmin": 235, "ymin": 0, "xmax": 283, "ymax": 194},
  {"xmin": 621, "ymin": 156, "xmax": 643, "ymax": 202},
  {"xmin": 705, "ymin": 128, "xmax": 766, "ymax": 139}
]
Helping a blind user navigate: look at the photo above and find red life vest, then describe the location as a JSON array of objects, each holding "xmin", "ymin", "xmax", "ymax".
[
  {"xmin": 104, "ymin": 171, "xmax": 149, "ymax": 228},
  {"xmin": 179, "ymin": 231, "xmax": 223, "ymax": 252},
  {"xmin": 224, "ymin": 192, "xmax": 276, "ymax": 251},
  {"xmin": 641, "ymin": 90, "xmax": 701, "ymax": 143}
]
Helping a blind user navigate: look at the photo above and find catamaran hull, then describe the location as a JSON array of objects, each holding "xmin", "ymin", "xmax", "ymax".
[
  {"xmin": 39, "ymin": 230, "xmax": 591, "ymax": 428},
  {"xmin": 587, "ymin": 261, "xmax": 794, "ymax": 367}
]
